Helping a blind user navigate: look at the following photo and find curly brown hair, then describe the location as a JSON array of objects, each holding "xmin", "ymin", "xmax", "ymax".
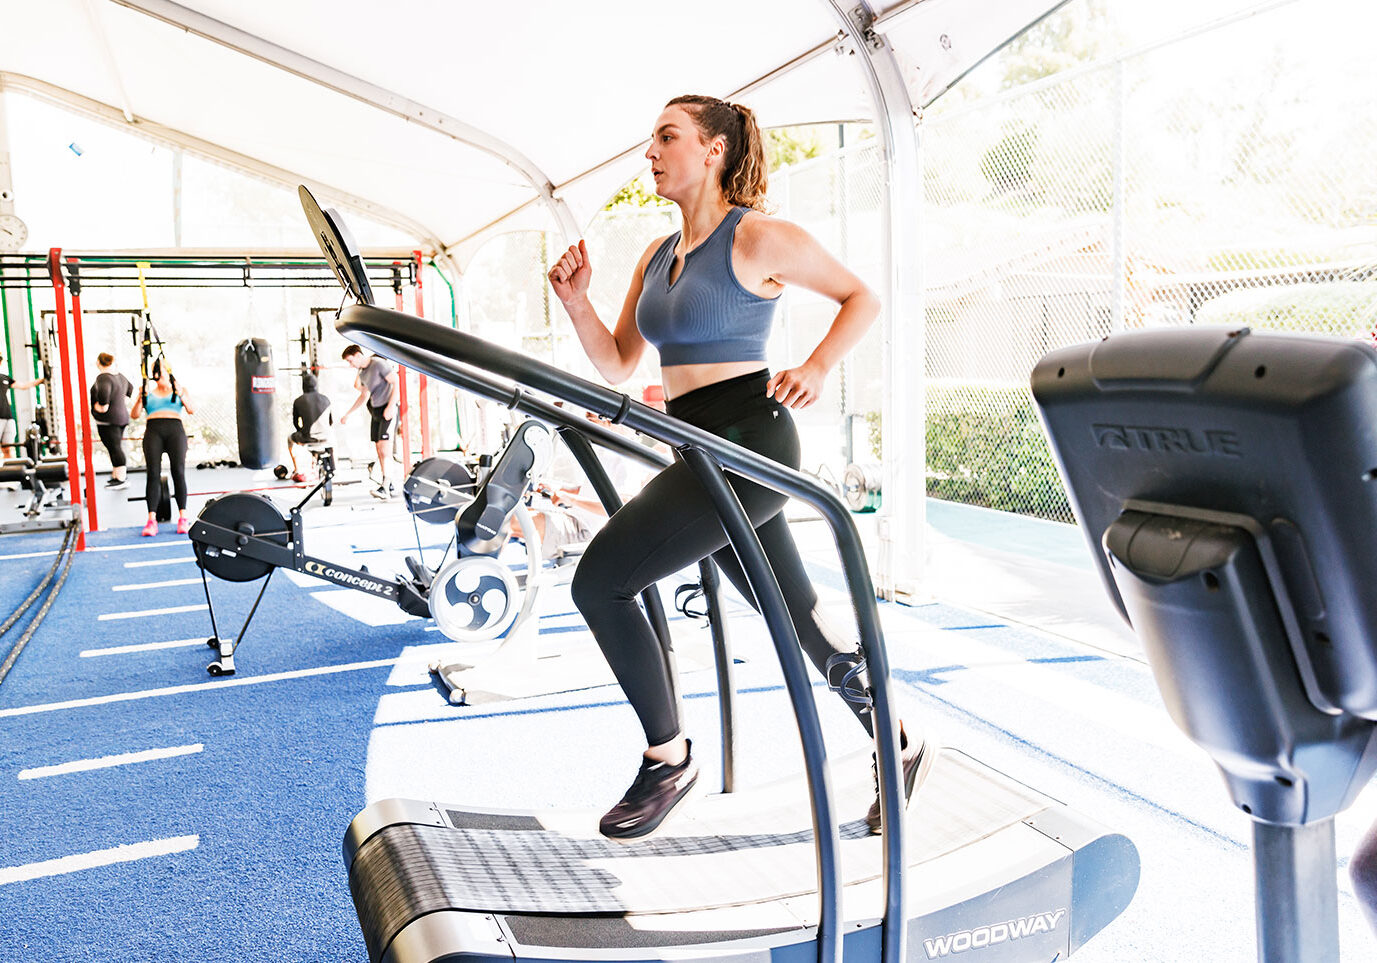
[{"xmin": 666, "ymin": 95, "xmax": 769, "ymax": 211}]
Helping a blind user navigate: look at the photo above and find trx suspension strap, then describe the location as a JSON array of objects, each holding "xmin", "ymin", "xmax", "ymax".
[{"xmin": 132, "ymin": 261, "xmax": 171, "ymax": 400}]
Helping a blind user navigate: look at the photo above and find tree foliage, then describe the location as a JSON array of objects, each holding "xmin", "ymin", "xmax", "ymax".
[
  {"xmin": 999, "ymin": 0, "xmax": 1118, "ymax": 89},
  {"xmin": 604, "ymin": 125, "xmax": 831, "ymax": 211}
]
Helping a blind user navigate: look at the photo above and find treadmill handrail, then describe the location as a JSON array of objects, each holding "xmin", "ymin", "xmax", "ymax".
[
  {"xmin": 337, "ymin": 301, "xmax": 909, "ymax": 963},
  {"xmin": 371, "ymin": 338, "xmax": 673, "ymax": 473}
]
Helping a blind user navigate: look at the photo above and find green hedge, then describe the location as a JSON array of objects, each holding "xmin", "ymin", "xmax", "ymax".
[{"xmin": 867, "ymin": 383, "xmax": 1072, "ymax": 522}]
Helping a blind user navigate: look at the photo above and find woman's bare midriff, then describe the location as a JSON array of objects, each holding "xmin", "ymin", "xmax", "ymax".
[{"xmin": 660, "ymin": 360, "xmax": 767, "ymax": 401}]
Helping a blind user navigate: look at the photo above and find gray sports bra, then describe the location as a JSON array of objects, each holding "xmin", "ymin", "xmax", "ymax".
[{"xmin": 635, "ymin": 207, "xmax": 780, "ymax": 366}]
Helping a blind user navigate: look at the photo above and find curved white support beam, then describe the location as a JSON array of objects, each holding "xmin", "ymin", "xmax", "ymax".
[
  {"xmin": 0, "ymin": 71, "xmax": 448, "ymax": 254},
  {"xmin": 110, "ymin": 0, "xmax": 580, "ymax": 245},
  {"xmin": 824, "ymin": 1, "xmax": 926, "ymax": 605},
  {"xmin": 81, "ymin": 0, "xmax": 137, "ymax": 122}
]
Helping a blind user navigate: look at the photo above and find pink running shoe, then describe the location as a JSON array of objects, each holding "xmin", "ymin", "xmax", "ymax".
[
  {"xmin": 176, "ymin": 516, "xmax": 191, "ymax": 534},
  {"xmin": 140, "ymin": 519, "xmax": 158, "ymax": 537}
]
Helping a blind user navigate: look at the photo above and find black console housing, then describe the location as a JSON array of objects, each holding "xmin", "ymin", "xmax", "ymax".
[{"xmin": 1033, "ymin": 327, "xmax": 1377, "ymax": 824}]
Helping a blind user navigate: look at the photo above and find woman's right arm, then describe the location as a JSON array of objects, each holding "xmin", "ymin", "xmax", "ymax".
[{"xmin": 549, "ymin": 238, "xmax": 658, "ymax": 385}]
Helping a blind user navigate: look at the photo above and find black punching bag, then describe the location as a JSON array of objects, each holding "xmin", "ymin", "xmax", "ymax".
[{"xmin": 235, "ymin": 338, "xmax": 277, "ymax": 469}]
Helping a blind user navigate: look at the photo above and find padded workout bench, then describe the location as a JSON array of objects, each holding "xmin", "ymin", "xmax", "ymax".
[{"xmin": 0, "ymin": 457, "xmax": 76, "ymax": 533}]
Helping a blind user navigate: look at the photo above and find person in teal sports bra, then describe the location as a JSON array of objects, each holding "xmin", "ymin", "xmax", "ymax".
[
  {"xmin": 130, "ymin": 357, "xmax": 195, "ymax": 536},
  {"xmin": 549, "ymin": 94, "xmax": 934, "ymax": 841}
]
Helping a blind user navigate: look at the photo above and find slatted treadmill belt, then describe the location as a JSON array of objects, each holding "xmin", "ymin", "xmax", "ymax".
[{"xmin": 350, "ymin": 752, "xmax": 1049, "ymax": 941}]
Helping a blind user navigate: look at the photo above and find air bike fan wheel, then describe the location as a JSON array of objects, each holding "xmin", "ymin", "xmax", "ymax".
[
  {"xmin": 192, "ymin": 493, "xmax": 291, "ymax": 582},
  {"xmin": 429, "ymin": 555, "xmax": 520, "ymax": 642}
]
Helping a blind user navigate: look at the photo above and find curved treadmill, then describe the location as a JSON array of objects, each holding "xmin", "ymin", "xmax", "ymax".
[
  {"xmin": 333, "ymin": 303, "xmax": 1137, "ymax": 963},
  {"xmin": 346, "ymin": 748, "xmax": 1134, "ymax": 962},
  {"xmin": 303, "ymin": 186, "xmax": 1138, "ymax": 962}
]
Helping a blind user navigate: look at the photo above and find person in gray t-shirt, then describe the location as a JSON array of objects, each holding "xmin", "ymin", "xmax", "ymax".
[
  {"xmin": 340, "ymin": 344, "xmax": 400, "ymax": 498},
  {"xmin": 90, "ymin": 352, "xmax": 135, "ymax": 488}
]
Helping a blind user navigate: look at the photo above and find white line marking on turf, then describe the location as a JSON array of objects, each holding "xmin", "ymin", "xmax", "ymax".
[
  {"xmin": 89, "ymin": 543, "xmax": 189, "ymax": 553},
  {"xmin": 19, "ymin": 744, "xmax": 204, "ymax": 780},
  {"xmin": 0, "ymin": 835, "xmax": 199, "ymax": 886},
  {"xmin": 97, "ymin": 604, "xmax": 207, "ymax": 621},
  {"xmin": 81, "ymin": 638, "xmax": 210, "ymax": 658},
  {"xmin": 0, "ymin": 550, "xmax": 62, "ymax": 562},
  {"xmin": 111, "ymin": 578, "xmax": 201, "ymax": 591},
  {"xmin": 123, "ymin": 556, "xmax": 196, "ymax": 568},
  {"xmin": 0, "ymin": 658, "xmax": 402, "ymax": 717},
  {"xmin": 0, "ymin": 542, "xmax": 185, "ymax": 562}
]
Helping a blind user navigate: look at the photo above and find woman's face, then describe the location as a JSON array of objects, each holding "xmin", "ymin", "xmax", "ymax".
[
  {"xmin": 155, "ymin": 367, "xmax": 171, "ymax": 389},
  {"xmin": 645, "ymin": 105, "xmax": 720, "ymax": 202}
]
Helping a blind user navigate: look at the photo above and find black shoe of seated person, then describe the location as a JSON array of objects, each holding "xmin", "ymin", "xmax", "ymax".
[
  {"xmin": 599, "ymin": 741, "xmax": 698, "ymax": 842},
  {"xmin": 867, "ymin": 731, "xmax": 937, "ymax": 835}
]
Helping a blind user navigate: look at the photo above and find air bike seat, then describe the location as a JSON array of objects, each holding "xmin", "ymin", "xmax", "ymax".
[
  {"xmin": 1033, "ymin": 326, "xmax": 1377, "ymax": 963},
  {"xmin": 301, "ymin": 184, "xmax": 1139, "ymax": 963}
]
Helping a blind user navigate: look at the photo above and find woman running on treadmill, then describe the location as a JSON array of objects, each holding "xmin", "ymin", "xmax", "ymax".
[
  {"xmin": 131, "ymin": 357, "xmax": 195, "ymax": 536},
  {"xmin": 549, "ymin": 94, "xmax": 932, "ymax": 841}
]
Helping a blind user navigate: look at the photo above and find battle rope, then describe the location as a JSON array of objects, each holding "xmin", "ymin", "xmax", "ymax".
[{"xmin": 0, "ymin": 521, "xmax": 79, "ymax": 686}]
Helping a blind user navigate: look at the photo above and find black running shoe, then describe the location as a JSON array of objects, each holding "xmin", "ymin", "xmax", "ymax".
[
  {"xmin": 599, "ymin": 742, "xmax": 698, "ymax": 842},
  {"xmin": 867, "ymin": 732, "xmax": 937, "ymax": 834}
]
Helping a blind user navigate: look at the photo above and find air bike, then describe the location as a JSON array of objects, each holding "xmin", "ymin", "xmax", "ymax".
[
  {"xmin": 301, "ymin": 185, "xmax": 1139, "ymax": 962},
  {"xmin": 1033, "ymin": 326, "xmax": 1377, "ymax": 962}
]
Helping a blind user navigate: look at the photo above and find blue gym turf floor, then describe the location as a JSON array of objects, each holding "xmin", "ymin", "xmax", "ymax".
[{"xmin": 1, "ymin": 505, "xmax": 1376, "ymax": 962}]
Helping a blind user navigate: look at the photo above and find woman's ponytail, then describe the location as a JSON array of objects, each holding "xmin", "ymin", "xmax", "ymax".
[{"xmin": 666, "ymin": 95, "xmax": 770, "ymax": 211}]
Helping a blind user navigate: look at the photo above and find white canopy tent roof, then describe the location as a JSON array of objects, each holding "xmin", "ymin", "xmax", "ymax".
[
  {"xmin": 2, "ymin": 0, "xmax": 1062, "ymax": 258},
  {"xmin": 0, "ymin": 0, "xmax": 1065, "ymax": 596}
]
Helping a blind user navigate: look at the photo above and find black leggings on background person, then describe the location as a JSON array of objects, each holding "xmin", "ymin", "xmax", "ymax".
[
  {"xmin": 97, "ymin": 423, "xmax": 127, "ymax": 469},
  {"xmin": 142, "ymin": 418, "xmax": 188, "ymax": 512},
  {"xmin": 570, "ymin": 369, "xmax": 869, "ymax": 747}
]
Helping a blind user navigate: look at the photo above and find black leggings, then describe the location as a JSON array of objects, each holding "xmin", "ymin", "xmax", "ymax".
[
  {"xmin": 96, "ymin": 423, "xmax": 127, "ymax": 469},
  {"xmin": 143, "ymin": 418, "xmax": 188, "ymax": 512},
  {"xmin": 570, "ymin": 369, "xmax": 867, "ymax": 748}
]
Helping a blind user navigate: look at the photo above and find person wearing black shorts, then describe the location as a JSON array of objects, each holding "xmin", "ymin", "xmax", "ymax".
[
  {"xmin": 340, "ymin": 344, "xmax": 399, "ymax": 499},
  {"xmin": 90, "ymin": 352, "xmax": 134, "ymax": 488},
  {"xmin": 548, "ymin": 94, "xmax": 932, "ymax": 841}
]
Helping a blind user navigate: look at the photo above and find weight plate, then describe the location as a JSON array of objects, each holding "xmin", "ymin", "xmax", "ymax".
[
  {"xmin": 404, "ymin": 456, "xmax": 477, "ymax": 526},
  {"xmin": 192, "ymin": 492, "xmax": 290, "ymax": 582},
  {"xmin": 428, "ymin": 555, "xmax": 520, "ymax": 642},
  {"xmin": 842, "ymin": 463, "xmax": 882, "ymax": 513}
]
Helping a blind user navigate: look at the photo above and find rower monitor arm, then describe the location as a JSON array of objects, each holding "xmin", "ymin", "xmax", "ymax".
[
  {"xmin": 299, "ymin": 185, "xmax": 374, "ymax": 306},
  {"xmin": 455, "ymin": 421, "xmax": 552, "ymax": 557}
]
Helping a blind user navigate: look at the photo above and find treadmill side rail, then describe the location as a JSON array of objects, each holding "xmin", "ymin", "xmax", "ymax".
[{"xmin": 384, "ymin": 911, "xmax": 513, "ymax": 963}]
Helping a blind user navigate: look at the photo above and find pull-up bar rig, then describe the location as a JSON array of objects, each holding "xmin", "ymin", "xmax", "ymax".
[
  {"xmin": 0, "ymin": 253, "xmax": 418, "ymax": 290},
  {"xmin": 0, "ymin": 251, "xmax": 437, "ymax": 545}
]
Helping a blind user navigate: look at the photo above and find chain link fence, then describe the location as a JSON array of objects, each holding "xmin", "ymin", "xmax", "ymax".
[{"xmin": 919, "ymin": 0, "xmax": 1377, "ymax": 521}]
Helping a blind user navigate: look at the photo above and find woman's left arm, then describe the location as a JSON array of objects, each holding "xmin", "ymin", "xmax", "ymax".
[{"xmin": 746, "ymin": 218, "xmax": 881, "ymax": 409}]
